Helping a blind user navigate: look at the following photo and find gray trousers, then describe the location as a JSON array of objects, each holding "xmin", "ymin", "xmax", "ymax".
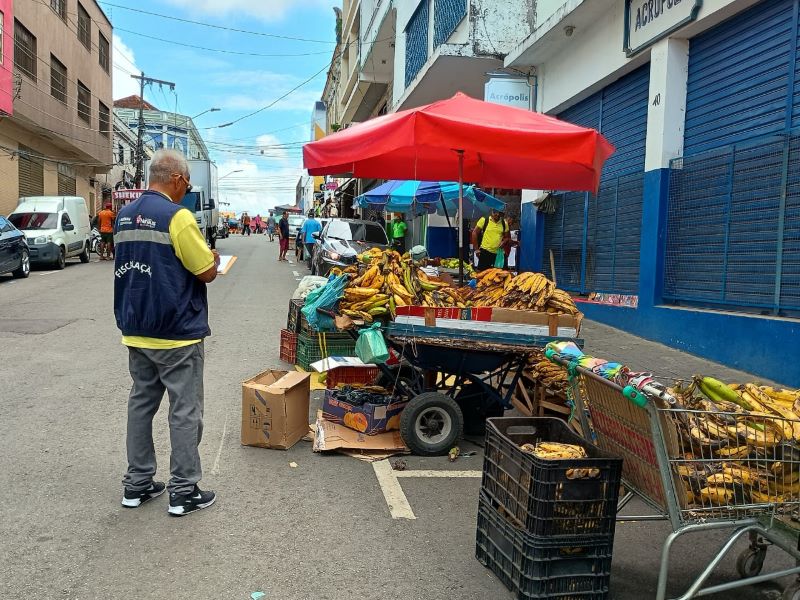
[{"xmin": 123, "ymin": 342, "xmax": 205, "ymax": 495}]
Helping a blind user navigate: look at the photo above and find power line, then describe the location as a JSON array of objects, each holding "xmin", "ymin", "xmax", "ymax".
[
  {"xmin": 97, "ymin": 2, "xmax": 337, "ymax": 44},
  {"xmin": 114, "ymin": 27, "xmax": 333, "ymax": 58}
]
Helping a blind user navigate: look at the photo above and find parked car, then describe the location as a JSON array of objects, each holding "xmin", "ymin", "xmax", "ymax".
[
  {"xmin": 311, "ymin": 218, "xmax": 389, "ymax": 276},
  {"xmin": 8, "ymin": 196, "xmax": 91, "ymax": 269},
  {"xmin": 0, "ymin": 215, "xmax": 30, "ymax": 278}
]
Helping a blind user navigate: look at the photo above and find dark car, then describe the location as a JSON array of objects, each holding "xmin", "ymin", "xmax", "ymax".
[
  {"xmin": 311, "ymin": 218, "xmax": 388, "ymax": 276},
  {"xmin": 0, "ymin": 215, "xmax": 30, "ymax": 279}
]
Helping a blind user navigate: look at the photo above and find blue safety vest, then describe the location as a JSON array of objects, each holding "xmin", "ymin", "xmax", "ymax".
[{"xmin": 113, "ymin": 191, "xmax": 210, "ymax": 340}]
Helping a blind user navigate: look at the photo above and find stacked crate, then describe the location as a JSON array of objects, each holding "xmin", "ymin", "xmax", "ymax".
[
  {"xmin": 295, "ymin": 333, "xmax": 357, "ymax": 371},
  {"xmin": 279, "ymin": 299, "xmax": 305, "ymax": 365},
  {"xmin": 478, "ymin": 417, "xmax": 622, "ymax": 600}
]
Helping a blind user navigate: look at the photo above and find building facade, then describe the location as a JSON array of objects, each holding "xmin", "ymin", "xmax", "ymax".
[
  {"xmin": 0, "ymin": 0, "xmax": 113, "ymax": 216},
  {"xmin": 507, "ymin": 0, "xmax": 799, "ymax": 384}
]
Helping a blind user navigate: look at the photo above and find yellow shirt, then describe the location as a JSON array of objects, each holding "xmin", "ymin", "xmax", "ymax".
[
  {"xmin": 477, "ymin": 217, "xmax": 509, "ymax": 252},
  {"xmin": 122, "ymin": 200, "xmax": 215, "ymax": 349}
]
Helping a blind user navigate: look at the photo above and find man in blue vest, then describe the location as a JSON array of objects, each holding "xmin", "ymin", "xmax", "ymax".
[{"xmin": 114, "ymin": 149, "xmax": 220, "ymax": 517}]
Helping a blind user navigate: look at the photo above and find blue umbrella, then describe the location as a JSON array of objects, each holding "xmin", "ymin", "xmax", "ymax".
[{"xmin": 355, "ymin": 180, "xmax": 505, "ymax": 218}]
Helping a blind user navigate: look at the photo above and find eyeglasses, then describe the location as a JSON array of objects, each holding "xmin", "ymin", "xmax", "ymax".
[{"xmin": 172, "ymin": 172, "xmax": 192, "ymax": 193}]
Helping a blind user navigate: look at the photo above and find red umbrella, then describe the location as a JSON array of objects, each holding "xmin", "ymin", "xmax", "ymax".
[{"xmin": 303, "ymin": 92, "xmax": 614, "ymax": 278}]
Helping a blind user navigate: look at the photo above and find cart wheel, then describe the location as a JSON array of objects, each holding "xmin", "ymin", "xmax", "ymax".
[
  {"xmin": 456, "ymin": 383, "xmax": 504, "ymax": 437},
  {"xmin": 783, "ymin": 581, "xmax": 800, "ymax": 600},
  {"xmin": 736, "ymin": 546, "xmax": 767, "ymax": 579},
  {"xmin": 400, "ymin": 392, "xmax": 463, "ymax": 456}
]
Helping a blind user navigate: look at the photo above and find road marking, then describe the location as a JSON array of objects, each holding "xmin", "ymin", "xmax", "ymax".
[
  {"xmin": 394, "ymin": 470, "xmax": 482, "ymax": 478},
  {"xmin": 372, "ymin": 460, "xmax": 416, "ymax": 520},
  {"xmin": 210, "ymin": 410, "xmax": 230, "ymax": 476},
  {"xmin": 37, "ymin": 271, "xmax": 58, "ymax": 276},
  {"xmin": 293, "ymin": 271, "xmax": 300, "ymax": 277}
]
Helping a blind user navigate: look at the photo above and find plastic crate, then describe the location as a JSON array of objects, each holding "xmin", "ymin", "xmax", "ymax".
[
  {"xmin": 482, "ymin": 417, "xmax": 622, "ymax": 539},
  {"xmin": 279, "ymin": 329, "xmax": 297, "ymax": 364},
  {"xmin": 476, "ymin": 491, "xmax": 611, "ymax": 600},
  {"xmin": 287, "ymin": 299, "xmax": 305, "ymax": 333},
  {"xmin": 326, "ymin": 366, "xmax": 381, "ymax": 389},
  {"xmin": 296, "ymin": 333, "xmax": 357, "ymax": 372}
]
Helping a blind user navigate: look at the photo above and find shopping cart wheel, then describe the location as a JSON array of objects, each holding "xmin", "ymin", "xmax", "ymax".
[
  {"xmin": 400, "ymin": 392, "xmax": 463, "ymax": 456},
  {"xmin": 736, "ymin": 546, "xmax": 767, "ymax": 578},
  {"xmin": 782, "ymin": 581, "xmax": 800, "ymax": 600}
]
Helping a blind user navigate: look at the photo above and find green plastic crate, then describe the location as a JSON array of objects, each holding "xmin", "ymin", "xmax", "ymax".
[{"xmin": 296, "ymin": 332, "xmax": 357, "ymax": 371}]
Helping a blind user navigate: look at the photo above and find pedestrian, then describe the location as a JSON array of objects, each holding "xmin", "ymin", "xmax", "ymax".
[
  {"xmin": 241, "ymin": 213, "xmax": 251, "ymax": 236},
  {"xmin": 96, "ymin": 201, "xmax": 117, "ymax": 260},
  {"xmin": 295, "ymin": 226, "xmax": 304, "ymax": 262},
  {"xmin": 278, "ymin": 210, "xmax": 290, "ymax": 262},
  {"xmin": 266, "ymin": 213, "xmax": 276, "ymax": 241},
  {"xmin": 390, "ymin": 213, "xmax": 408, "ymax": 255},
  {"xmin": 471, "ymin": 209, "xmax": 510, "ymax": 271},
  {"xmin": 114, "ymin": 148, "xmax": 220, "ymax": 517},
  {"xmin": 253, "ymin": 214, "xmax": 263, "ymax": 235},
  {"xmin": 299, "ymin": 210, "xmax": 322, "ymax": 269},
  {"xmin": 329, "ymin": 201, "xmax": 339, "ymax": 218}
]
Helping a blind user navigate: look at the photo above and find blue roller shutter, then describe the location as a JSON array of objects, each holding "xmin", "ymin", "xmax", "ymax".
[
  {"xmin": 543, "ymin": 65, "xmax": 648, "ymax": 294},
  {"xmin": 665, "ymin": 0, "xmax": 800, "ymax": 315}
]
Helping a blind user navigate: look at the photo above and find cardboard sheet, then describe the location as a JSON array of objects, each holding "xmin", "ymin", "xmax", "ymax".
[{"xmin": 312, "ymin": 411, "xmax": 409, "ymax": 459}]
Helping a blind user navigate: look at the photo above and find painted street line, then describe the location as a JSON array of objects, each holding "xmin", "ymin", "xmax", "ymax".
[
  {"xmin": 373, "ymin": 462, "xmax": 483, "ymax": 519},
  {"xmin": 394, "ymin": 470, "xmax": 482, "ymax": 478},
  {"xmin": 293, "ymin": 271, "xmax": 300, "ymax": 277},
  {"xmin": 372, "ymin": 459, "xmax": 416, "ymax": 520}
]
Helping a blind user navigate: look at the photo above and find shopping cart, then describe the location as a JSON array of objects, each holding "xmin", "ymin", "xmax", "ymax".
[{"xmin": 549, "ymin": 351, "xmax": 800, "ymax": 600}]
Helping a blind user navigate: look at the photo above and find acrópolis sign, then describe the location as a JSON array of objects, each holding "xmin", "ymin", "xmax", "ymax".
[{"xmin": 624, "ymin": 0, "xmax": 702, "ymax": 56}]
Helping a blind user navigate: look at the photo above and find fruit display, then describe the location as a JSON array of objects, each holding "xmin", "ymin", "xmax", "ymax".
[
  {"xmin": 337, "ymin": 248, "xmax": 469, "ymax": 320},
  {"xmin": 469, "ymin": 270, "xmax": 581, "ymax": 315},
  {"xmin": 528, "ymin": 358, "xmax": 568, "ymax": 392},
  {"xmin": 435, "ymin": 258, "xmax": 475, "ymax": 277},
  {"xmin": 670, "ymin": 376, "xmax": 800, "ymax": 507}
]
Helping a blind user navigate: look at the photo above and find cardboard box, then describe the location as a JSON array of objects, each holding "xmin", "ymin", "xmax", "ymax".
[
  {"xmin": 241, "ymin": 369, "xmax": 311, "ymax": 450},
  {"xmin": 322, "ymin": 389, "xmax": 407, "ymax": 435},
  {"xmin": 313, "ymin": 412, "xmax": 408, "ymax": 458}
]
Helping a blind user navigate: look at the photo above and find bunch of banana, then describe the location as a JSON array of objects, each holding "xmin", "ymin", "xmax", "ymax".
[
  {"xmin": 521, "ymin": 441, "xmax": 587, "ymax": 459},
  {"xmin": 529, "ymin": 358, "xmax": 568, "ymax": 391},
  {"xmin": 545, "ymin": 288, "xmax": 580, "ymax": 316},
  {"xmin": 475, "ymin": 268, "xmax": 513, "ymax": 290}
]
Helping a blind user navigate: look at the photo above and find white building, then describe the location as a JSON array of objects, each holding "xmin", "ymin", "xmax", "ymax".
[{"xmin": 505, "ymin": 0, "xmax": 798, "ymax": 384}]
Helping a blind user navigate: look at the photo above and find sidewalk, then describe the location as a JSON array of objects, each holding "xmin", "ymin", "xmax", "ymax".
[{"xmin": 579, "ymin": 319, "xmax": 779, "ymax": 387}]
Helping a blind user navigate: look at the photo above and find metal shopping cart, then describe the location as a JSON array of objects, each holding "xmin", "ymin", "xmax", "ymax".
[{"xmin": 549, "ymin": 352, "xmax": 800, "ymax": 600}]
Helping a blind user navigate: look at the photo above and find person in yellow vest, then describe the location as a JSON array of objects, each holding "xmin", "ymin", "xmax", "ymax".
[{"xmin": 471, "ymin": 209, "xmax": 511, "ymax": 271}]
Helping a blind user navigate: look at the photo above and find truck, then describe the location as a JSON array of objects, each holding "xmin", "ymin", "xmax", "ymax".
[{"xmin": 144, "ymin": 158, "xmax": 220, "ymax": 249}]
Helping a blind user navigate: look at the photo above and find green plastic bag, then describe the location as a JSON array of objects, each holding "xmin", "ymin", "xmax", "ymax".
[
  {"xmin": 494, "ymin": 248, "xmax": 505, "ymax": 268},
  {"xmin": 355, "ymin": 323, "xmax": 389, "ymax": 364}
]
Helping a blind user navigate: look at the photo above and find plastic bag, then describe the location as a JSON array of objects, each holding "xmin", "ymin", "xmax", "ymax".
[
  {"xmin": 292, "ymin": 275, "xmax": 329, "ymax": 300},
  {"xmin": 494, "ymin": 248, "xmax": 505, "ymax": 268},
  {"xmin": 301, "ymin": 275, "xmax": 349, "ymax": 332},
  {"xmin": 355, "ymin": 323, "xmax": 389, "ymax": 364}
]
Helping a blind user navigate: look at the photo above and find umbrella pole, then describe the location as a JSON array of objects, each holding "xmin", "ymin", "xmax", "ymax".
[{"xmin": 457, "ymin": 150, "xmax": 465, "ymax": 285}]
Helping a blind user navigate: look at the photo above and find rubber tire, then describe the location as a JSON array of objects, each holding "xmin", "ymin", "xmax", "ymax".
[
  {"xmin": 456, "ymin": 383, "xmax": 505, "ymax": 437},
  {"xmin": 399, "ymin": 392, "xmax": 463, "ymax": 456},
  {"xmin": 12, "ymin": 249, "xmax": 30, "ymax": 278},
  {"xmin": 783, "ymin": 582, "xmax": 800, "ymax": 600},
  {"xmin": 55, "ymin": 246, "xmax": 66, "ymax": 270},
  {"xmin": 736, "ymin": 547, "xmax": 766, "ymax": 579},
  {"xmin": 79, "ymin": 242, "xmax": 90, "ymax": 263}
]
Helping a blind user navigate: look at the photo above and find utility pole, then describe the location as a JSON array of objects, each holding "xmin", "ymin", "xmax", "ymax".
[{"xmin": 131, "ymin": 73, "xmax": 175, "ymax": 188}]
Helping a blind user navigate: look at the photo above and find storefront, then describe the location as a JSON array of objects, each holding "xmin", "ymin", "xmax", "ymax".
[{"xmin": 507, "ymin": 0, "xmax": 800, "ymax": 384}]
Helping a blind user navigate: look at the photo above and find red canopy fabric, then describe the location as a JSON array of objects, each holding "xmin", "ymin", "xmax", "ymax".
[{"xmin": 303, "ymin": 92, "xmax": 615, "ymax": 193}]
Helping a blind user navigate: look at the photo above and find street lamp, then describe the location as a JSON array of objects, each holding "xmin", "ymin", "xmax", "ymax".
[
  {"xmin": 219, "ymin": 169, "xmax": 244, "ymax": 180},
  {"xmin": 173, "ymin": 107, "xmax": 221, "ymax": 129}
]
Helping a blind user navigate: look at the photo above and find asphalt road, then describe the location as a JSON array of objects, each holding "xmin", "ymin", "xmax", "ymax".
[{"xmin": 0, "ymin": 234, "xmax": 795, "ymax": 600}]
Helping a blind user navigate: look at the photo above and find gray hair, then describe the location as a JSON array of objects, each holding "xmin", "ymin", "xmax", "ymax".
[{"xmin": 148, "ymin": 149, "xmax": 189, "ymax": 185}]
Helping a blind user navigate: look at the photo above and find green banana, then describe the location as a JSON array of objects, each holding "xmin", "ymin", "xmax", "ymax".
[{"xmin": 698, "ymin": 376, "xmax": 753, "ymax": 410}]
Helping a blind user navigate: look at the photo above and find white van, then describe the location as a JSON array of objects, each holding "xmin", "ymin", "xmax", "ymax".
[{"xmin": 9, "ymin": 196, "xmax": 91, "ymax": 269}]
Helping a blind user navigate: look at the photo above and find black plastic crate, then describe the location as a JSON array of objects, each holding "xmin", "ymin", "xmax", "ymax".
[
  {"xmin": 476, "ymin": 492, "xmax": 612, "ymax": 600},
  {"xmin": 482, "ymin": 417, "xmax": 622, "ymax": 539},
  {"xmin": 287, "ymin": 299, "xmax": 305, "ymax": 333}
]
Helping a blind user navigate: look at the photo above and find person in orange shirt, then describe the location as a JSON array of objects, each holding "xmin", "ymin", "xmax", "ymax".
[{"xmin": 96, "ymin": 202, "xmax": 117, "ymax": 260}]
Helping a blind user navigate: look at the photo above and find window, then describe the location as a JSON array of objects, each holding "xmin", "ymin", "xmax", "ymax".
[
  {"xmin": 98, "ymin": 33, "xmax": 109, "ymax": 73},
  {"xmin": 98, "ymin": 102, "xmax": 110, "ymax": 137},
  {"xmin": 50, "ymin": 55, "xmax": 67, "ymax": 104},
  {"xmin": 77, "ymin": 3, "xmax": 90, "ymax": 50},
  {"xmin": 50, "ymin": 0, "xmax": 66, "ymax": 20},
  {"xmin": 14, "ymin": 20, "xmax": 37, "ymax": 82},
  {"xmin": 77, "ymin": 81, "xmax": 91, "ymax": 124}
]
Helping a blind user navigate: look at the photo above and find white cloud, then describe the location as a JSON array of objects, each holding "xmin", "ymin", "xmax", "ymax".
[
  {"xmin": 112, "ymin": 35, "xmax": 142, "ymax": 100},
  {"xmin": 215, "ymin": 158, "xmax": 304, "ymax": 215},
  {"xmin": 163, "ymin": 0, "xmax": 337, "ymax": 22}
]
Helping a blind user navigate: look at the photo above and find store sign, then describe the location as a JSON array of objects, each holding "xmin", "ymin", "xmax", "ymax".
[
  {"xmin": 484, "ymin": 77, "xmax": 532, "ymax": 111},
  {"xmin": 624, "ymin": 0, "xmax": 702, "ymax": 56},
  {"xmin": 324, "ymin": 181, "xmax": 339, "ymax": 190},
  {"xmin": 113, "ymin": 189, "xmax": 145, "ymax": 203}
]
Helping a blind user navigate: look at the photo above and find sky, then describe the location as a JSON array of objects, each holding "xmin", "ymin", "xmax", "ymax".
[{"xmin": 106, "ymin": 0, "xmax": 339, "ymax": 215}]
